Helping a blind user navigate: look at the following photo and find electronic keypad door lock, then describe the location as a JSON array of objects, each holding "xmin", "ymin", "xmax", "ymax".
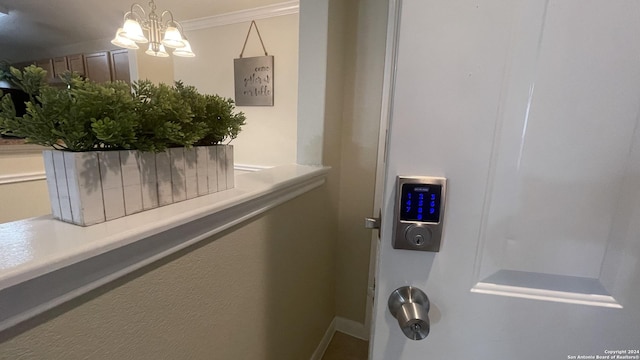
[{"xmin": 393, "ymin": 176, "xmax": 447, "ymax": 252}]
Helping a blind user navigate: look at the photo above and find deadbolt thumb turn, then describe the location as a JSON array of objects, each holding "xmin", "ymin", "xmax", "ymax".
[{"xmin": 388, "ymin": 286, "xmax": 430, "ymax": 340}]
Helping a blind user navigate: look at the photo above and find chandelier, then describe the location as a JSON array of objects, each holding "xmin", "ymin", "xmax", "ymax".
[{"xmin": 111, "ymin": 0, "xmax": 195, "ymax": 58}]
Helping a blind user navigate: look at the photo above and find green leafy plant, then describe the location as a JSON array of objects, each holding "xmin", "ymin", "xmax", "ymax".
[
  {"xmin": 0, "ymin": 65, "xmax": 56, "ymax": 145},
  {"xmin": 174, "ymin": 81, "xmax": 246, "ymax": 146},
  {"xmin": 0, "ymin": 60, "xmax": 16, "ymax": 84},
  {"xmin": 131, "ymin": 80, "xmax": 207, "ymax": 152},
  {"xmin": 0, "ymin": 66, "xmax": 245, "ymax": 152},
  {"xmin": 0, "ymin": 66, "xmax": 138, "ymax": 151}
]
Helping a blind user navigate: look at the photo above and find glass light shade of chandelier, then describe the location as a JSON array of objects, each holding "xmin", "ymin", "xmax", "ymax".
[
  {"xmin": 114, "ymin": 0, "xmax": 194, "ymax": 58},
  {"xmin": 161, "ymin": 26, "xmax": 185, "ymax": 48},
  {"xmin": 111, "ymin": 28, "xmax": 140, "ymax": 49},
  {"xmin": 146, "ymin": 43, "xmax": 169, "ymax": 57},
  {"xmin": 172, "ymin": 39, "xmax": 195, "ymax": 57},
  {"xmin": 121, "ymin": 18, "xmax": 148, "ymax": 43}
]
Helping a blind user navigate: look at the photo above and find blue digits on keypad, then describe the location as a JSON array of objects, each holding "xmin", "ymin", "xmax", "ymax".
[
  {"xmin": 417, "ymin": 214, "xmax": 423, "ymax": 220},
  {"xmin": 429, "ymin": 192, "xmax": 437, "ymax": 217}
]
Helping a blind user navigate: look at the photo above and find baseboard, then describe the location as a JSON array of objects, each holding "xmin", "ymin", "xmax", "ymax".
[
  {"xmin": 310, "ymin": 317, "xmax": 369, "ymax": 360},
  {"xmin": 335, "ymin": 316, "xmax": 369, "ymax": 341},
  {"xmin": 310, "ymin": 317, "xmax": 337, "ymax": 360}
]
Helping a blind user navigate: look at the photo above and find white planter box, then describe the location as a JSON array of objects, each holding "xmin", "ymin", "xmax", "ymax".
[
  {"xmin": 225, "ymin": 145, "xmax": 234, "ymax": 189},
  {"xmin": 98, "ymin": 151, "xmax": 126, "ymax": 221},
  {"xmin": 43, "ymin": 150, "xmax": 106, "ymax": 226},
  {"xmin": 155, "ymin": 151, "xmax": 173, "ymax": 206},
  {"xmin": 196, "ymin": 147, "xmax": 209, "ymax": 196},
  {"xmin": 42, "ymin": 150, "xmax": 62, "ymax": 220},
  {"xmin": 184, "ymin": 148, "xmax": 198, "ymax": 200},
  {"xmin": 216, "ymin": 145, "xmax": 227, "ymax": 191},
  {"xmin": 138, "ymin": 152, "xmax": 159, "ymax": 210},
  {"xmin": 52, "ymin": 150, "xmax": 73, "ymax": 222},
  {"xmin": 42, "ymin": 146, "xmax": 235, "ymax": 226},
  {"xmin": 169, "ymin": 147, "xmax": 187, "ymax": 203},
  {"xmin": 206, "ymin": 146, "xmax": 219, "ymax": 194},
  {"xmin": 120, "ymin": 150, "xmax": 143, "ymax": 216},
  {"xmin": 197, "ymin": 145, "xmax": 236, "ymax": 195}
]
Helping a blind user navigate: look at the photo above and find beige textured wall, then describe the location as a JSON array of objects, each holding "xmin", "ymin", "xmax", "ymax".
[
  {"xmin": 335, "ymin": 0, "xmax": 388, "ymax": 324},
  {"xmin": 324, "ymin": 0, "xmax": 388, "ymax": 324},
  {"xmin": 173, "ymin": 15, "xmax": 299, "ymax": 167},
  {"xmin": 131, "ymin": 48, "xmax": 176, "ymax": 85},
  {"xmin": 321, "ymin": 0, "xmax": 349, "ymax": 225},
  {"xmin": 0, "ymin": 186, "xmax": 336, "ymax": 360},
  {"xmin": 0, "ymin": 151, "xmax": 50, "ymax": 223}
]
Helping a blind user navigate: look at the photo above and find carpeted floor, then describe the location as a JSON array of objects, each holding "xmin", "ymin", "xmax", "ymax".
[{"xmin": 321, "ymin": 331, "xmax": 368, "ymax": 360}]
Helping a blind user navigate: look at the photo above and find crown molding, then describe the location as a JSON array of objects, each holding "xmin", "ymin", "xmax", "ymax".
[{"xmin": 182, "ymin": 1, "xmax": 299, "ymax": 32}]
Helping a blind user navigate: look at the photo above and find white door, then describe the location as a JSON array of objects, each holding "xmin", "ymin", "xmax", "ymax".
[{"xmin": 371, "ymin": 0, "xmax": 640, "ymax": 358}]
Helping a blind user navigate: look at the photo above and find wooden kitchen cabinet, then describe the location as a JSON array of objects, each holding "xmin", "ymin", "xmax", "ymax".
[
  {"xmin": 15, "ymin": 49, "xmax": 130, "ymax": 84},
  {"xmin": 109, "ymin": 49, "xmax": 131, "ymax": 83},
  {"xmin": 10, "ymin": 61, "xmax": 34, "ymax": 71},
  {"xmin": 67, "ymin": 54, "xmax": 85, "ymax": 76},
  {"xmin": 35, "ymin": 59, "xmax": 54, "ymax": 81},
  {"xmin": 83, "ymin": 52, "xmax": 112, "ymax": 83},
  {"xmin": 53, "ymin": 57, "xmax": 69, "ymax": 78}
]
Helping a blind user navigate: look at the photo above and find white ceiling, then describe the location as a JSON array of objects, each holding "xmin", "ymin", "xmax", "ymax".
[{"xmin": 0, "ymin": 0, "xmax": 283, "ymax": 62}]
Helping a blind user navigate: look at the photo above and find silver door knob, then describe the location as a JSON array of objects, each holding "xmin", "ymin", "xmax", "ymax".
[{"xmin": 388, "ymin": 286, "xmax": 430, "ymax": 340}]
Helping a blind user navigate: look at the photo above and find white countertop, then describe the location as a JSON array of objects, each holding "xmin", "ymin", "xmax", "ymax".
[{"xmin": 0, "ymin": 164, "xmax": 329, "ymax": 293}]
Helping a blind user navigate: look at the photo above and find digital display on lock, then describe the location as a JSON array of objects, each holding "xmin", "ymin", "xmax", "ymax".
[
  {"xmin": 393, "ymin": 176, "xmax": 447, "ymax": 252},
  {"xmin": 400, "ymin": 184, "xmax": 442, "ymax": 223}
]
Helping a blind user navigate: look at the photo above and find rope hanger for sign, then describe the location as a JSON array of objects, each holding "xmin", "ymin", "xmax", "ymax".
[{"xmin": 239, "ymin": 20, "xmax": 269, "ymax": 58}]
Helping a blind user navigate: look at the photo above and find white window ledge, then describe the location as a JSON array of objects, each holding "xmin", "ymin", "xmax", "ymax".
[{"xmin": 0, "ymin": 164, "xmax": 329, "ymax": 332}]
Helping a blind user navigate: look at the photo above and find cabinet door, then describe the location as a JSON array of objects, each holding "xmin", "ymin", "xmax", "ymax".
[
  {"xmin": 83, "ymin": 52, "xmax": 112, "ymax": 83},
  {"xmin": 53, "ymin": 57, "xmax": 69, "ymax": 78},
  {"xmin": 10, "ymin": 61, "xmax": 34, "ymax": 71},
  {"xmin": 67, "ymin": 54, "xmax": 85, "ymax": 77},
  {"xmin": 35, "ymin": 59, "xmax": 54, "ymax": 81},
  {"xmin": 109, "ymin": 50, "xmax": 131, "ymax": 83}
]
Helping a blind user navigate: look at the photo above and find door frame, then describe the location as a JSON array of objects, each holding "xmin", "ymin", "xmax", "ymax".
[{"xmin": 365, "ymin": 0, "xmax": 401, "ymax": 348}]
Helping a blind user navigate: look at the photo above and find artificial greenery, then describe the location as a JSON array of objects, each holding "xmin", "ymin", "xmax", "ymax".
[
  {"xmin": 0, "ymin": 66, "xmax": 137, "ymax": 151},
  {"xmin": 132, "ymin": 80, "xmax": 203, "ymax": 152},
  {"xmin": 0, "ymin": 65, "xmax": 59, "ymax": 147},
  {"xmin": 174, "ymin": 80, "xmax": 246, "ymax": 146},
  {"xmin": 0, "ymin": 65, "xmax": 246, "ymax": 152},
  {"xmin": 0, "ymin": 60, "xmax": 16, "ymax": 84}
]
